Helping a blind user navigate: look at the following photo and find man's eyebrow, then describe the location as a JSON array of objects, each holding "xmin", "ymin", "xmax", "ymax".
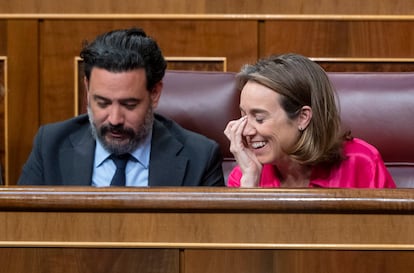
[
  {"xmin": 119, "ymin": 98, "xmax": 140, "ymax": 103},
  {"xmin": 92, "ymin": 95, "xmax": 140, "ymax": 103},
  {"xmin": 93, "ymin": 94, "xmax": 110, "ymax": 101}
]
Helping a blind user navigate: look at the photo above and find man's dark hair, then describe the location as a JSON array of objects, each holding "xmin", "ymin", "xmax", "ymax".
[{"xmin": 80, "ymin": 27, "xmax": 167, "ymax": 90}]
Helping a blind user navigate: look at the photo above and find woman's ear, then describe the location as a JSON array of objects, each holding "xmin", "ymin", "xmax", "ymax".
[{"xmin": 297, "ymin": 106, "xmax": 312, "ymax": 131}]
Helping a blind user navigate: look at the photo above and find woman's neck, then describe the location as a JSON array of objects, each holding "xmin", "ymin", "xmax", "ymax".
[{"xmin": 274, "ymin": 160, "xmax": 312, "ymax": 188}]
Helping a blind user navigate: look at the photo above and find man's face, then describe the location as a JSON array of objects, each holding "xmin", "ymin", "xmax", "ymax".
[{"xmin": 85, "ymin": 68, "xmax": 162, "ymax": 155}]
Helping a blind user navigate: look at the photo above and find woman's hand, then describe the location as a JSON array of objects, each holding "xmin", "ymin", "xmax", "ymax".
[{"xmin": 224, "ymin": 116, "xmax": 262, "ymax": 187}]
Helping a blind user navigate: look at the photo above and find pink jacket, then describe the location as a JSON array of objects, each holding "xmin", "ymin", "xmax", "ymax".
[{"xmin": 228, "ymin": 138, "xmax": 396, "ymax": 188}]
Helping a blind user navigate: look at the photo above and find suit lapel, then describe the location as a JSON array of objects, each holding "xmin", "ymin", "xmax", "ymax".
[
  {"xmin": 60, "ymin": 125, "xmax": 95, "ymax": 185},
  {"xmin": 149, "ymin": 120, "xmax": 188, "ymax": 186},
  {"xmin": 56, "ymin": 116, "xmax": 189, "ymax": 186}
]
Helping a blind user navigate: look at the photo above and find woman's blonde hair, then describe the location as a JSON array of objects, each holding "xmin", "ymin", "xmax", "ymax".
[{"xmin": 236, "ymin": 53, "xmax": 348, "ymax": 166}]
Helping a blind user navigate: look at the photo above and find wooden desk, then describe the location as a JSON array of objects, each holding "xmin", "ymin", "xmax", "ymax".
[{"xmin": 1, "ymin": 187, "xmax": 414, "ymax": 272}]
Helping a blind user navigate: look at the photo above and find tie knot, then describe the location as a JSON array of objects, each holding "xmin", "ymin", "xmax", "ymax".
[{"xmin": 110, "ymin": 154, "xmax": 130, "ymax": 169}]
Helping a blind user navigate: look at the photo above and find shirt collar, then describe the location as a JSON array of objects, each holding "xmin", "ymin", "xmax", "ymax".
[{"xmin": 94, "ymin": 130, "xmax": 152, "ymax": 169}]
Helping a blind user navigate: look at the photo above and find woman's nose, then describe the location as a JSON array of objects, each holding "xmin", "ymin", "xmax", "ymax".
[{"xmin": 242, "ymin": 119, "xmax": 255, "ymax": 136}]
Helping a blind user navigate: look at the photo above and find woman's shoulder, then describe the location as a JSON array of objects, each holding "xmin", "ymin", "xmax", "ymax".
[
  {"xmin": 343, "ymin": 137, "xmax": 382, "ymax": 159},
  {"xmin": 338, "ymin": 137, "xmax": 395, "ymax": 188}
]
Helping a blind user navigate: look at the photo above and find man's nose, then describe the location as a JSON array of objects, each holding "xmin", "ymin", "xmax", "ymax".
[{"xmin": 108, "ymin": 106, "xmax": 124, "ymax": 125}]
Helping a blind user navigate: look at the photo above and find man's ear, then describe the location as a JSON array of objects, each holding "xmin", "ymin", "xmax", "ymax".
[
  {"xmin": 151, "ymin": 81, "xmax": 163, "ymax": 108},
  {"xmin": 83, "ymin": 76, "xmax": 90, "ymax": 103},
  {"xmin": 297, "ymin": 105, "xmax": 312, "ymax": 131}
]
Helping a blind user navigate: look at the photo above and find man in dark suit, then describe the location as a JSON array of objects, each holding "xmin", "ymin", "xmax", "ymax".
[{"xmin": 18, "ymin": 27, "xmax": 224, "ymax": 187}]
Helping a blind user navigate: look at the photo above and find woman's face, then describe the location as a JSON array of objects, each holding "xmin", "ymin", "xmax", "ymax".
[{"xmin": 240, "ymin": 81, "xmax": 301, "ymax": 164}]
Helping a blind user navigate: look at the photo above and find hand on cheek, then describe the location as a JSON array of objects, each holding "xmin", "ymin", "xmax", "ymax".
[
  {"xmin": 225, "ymin": 116, "xmax": 262, "ymax": 187},
  {"xmin": 224, "ymin": 116, "xmax": 247, "ymax": 145}
]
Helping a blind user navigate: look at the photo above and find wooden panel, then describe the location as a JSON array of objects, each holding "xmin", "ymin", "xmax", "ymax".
[
  {"xmin": 0, "ymin": 20, "xmax": 7, "ymax": 183},
  {"xmin": 185, "ymin": 249, "xmax": 414, "ymax": 273},
  {"xmin": 0, "ymin": 58, "xmax": 6, "ymax": 184},
  {"xmin": 0, "ymin": 21, "xmax": 6, "ymax": 53},
  {"xmin": 0, "ymin": 22, "xmax": 6, "ymax": 185},
  {"xmin": 203, "ymin": 0, "xmax": 414, "ymax": 15},
  {"xmin": 6, "ymin": 20, "xmax": 39, "ymax": 185},
  {"xmin": 2, "ymin": 210, "xmax": 414, "ymax": 244},
  {"xmin": 313, "ymin": 58, "xmax": 414, "ymax": 72},
  {"xmin": 271, "ymin": 250, "xmax": 414, "ymax": 273},
  {"xmin": 0, "ymin": 248, "xmax": 179, "ymax": 273},
  {"xmin": 2, "ymin": 249, "xmax": 411, "ymax": 273},
  {"xmin": 166, "ymin": 57, "xmax": 227, "ymax": 72},
  {"xmin": 1, "ymin": 187, "xmax": 414, "ymax": 273},
  {"xmin": 1, "ymin": 187, "xmax": 414, "ymax": 245},
  {"xmin": 185, "ymin": 250, "xmax": 274, "ymax": 273},
  {"xmin": 40, "ymin": 19, "xmax": 257, "ymax": 124},
  {"xmin": 0, "ymin": 0, "xmax": 413, "ymax": 15},
  {"xmin": 263, "ymin": 20, "xmax": 414, "ymax": 59}
]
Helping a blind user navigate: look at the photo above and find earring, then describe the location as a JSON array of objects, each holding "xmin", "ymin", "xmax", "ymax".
[{"xmin": 299, "ymin": 126, "xmax": 303, "ymax": 131}]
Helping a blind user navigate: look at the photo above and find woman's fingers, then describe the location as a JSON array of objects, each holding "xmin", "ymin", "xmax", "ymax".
[
  {"xmin": 224, "ymin": 116, "xmax": 246, "ymax": 141},
  {"xmin": 225, "ymin": 117, "xmax": 262, "ymax": 185}
]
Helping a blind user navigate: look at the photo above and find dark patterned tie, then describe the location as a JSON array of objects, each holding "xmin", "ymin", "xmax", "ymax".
[{"xmin": 110, "ymin": 154, "xmax": 130, "ymax": 186}]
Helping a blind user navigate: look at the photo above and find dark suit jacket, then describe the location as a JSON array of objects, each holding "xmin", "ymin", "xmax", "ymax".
[{"xmin": 18, "ymin": 113, "xmax": 224, "ymax": 186}]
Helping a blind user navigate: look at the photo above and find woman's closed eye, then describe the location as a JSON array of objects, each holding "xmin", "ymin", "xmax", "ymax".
[{"xmin": 254, "ymin": 116, "xmax": 265, "ymax": 124}]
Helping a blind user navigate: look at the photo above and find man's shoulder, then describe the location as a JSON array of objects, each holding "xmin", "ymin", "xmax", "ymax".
[
  {"xmin": 37, "ymin": 114, "xmax": 90, "ymax": 142},
  {"xmin": 41, "ymin": 114, "xmax": 89, "ymax": 131}
]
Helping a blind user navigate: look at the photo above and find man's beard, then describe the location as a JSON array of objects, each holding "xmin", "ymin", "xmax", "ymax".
[{"xmin": 88, "ymin": 106, "xmax": 154, "ymax": 155}]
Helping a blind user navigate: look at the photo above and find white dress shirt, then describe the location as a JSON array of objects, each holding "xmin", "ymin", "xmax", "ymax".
[{"xmin": 91, "ymin": 131, "xmax": 152, "ymax": 187}]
